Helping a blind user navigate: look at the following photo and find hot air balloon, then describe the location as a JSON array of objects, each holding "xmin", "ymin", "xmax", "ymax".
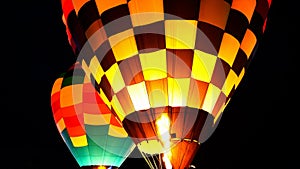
[
  {"xmin": 50, "ymin": 62, "xmax": 136, "ymax": 169},
  {"xmin": 58, "ymin": 0, "xmax": 273, "ymax": 168}
]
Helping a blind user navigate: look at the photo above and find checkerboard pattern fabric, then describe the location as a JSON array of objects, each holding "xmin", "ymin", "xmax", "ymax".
[
  {"xmin": 59, "ymin": 0, "xmax": 272, "ymax": 164},
  {"xmin": 51, "ymin": 62, "xmax": 135, "ymax": 167}
]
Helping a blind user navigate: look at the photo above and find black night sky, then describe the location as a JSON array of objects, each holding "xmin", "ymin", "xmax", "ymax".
[{"xmin": 6, "ymin": 0, "xmax": 295, "ymax": 169}]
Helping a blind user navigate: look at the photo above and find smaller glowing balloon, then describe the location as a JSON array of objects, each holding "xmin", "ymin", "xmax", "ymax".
[{"xmin": 50, "ymin": 62, "xmax": 135, "ymax": 168}]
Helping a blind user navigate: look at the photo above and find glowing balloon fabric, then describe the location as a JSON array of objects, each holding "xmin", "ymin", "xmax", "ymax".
[
  {"xmin": 58, "ymin": 0, "xmax": 272, "ymax": 168},
  {"xmin": 50, "ymin": 62, "xmax": 135, "ymax": 168}
]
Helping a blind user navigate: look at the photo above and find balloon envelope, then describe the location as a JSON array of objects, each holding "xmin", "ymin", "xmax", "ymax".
[
  {"xmin": 59, "ymin": 0, "xmax": 272, "ymax": 168},
  {"xmin": 50, "ymin": 62, "xmax": 135, "ymax": 168}
]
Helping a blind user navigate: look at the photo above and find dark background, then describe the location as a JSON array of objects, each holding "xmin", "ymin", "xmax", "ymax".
[{"xmin": 6, "ymin": 0, "xmax": 295, "ymax": 169}]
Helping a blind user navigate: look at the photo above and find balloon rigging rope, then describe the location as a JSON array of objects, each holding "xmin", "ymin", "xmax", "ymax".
[
  {"xmin": 151, "ymin": 154, "xmax": 159, "ymax": 169},
  {"xmin": 141, "ymin": 152, "xmax": 156, "ymax": 169}
]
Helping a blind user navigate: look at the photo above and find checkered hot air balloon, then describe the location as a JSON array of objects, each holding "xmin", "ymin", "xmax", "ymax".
[{"xmin": 58, "ymin": 0, "xmax": 272, "ymax": 168}]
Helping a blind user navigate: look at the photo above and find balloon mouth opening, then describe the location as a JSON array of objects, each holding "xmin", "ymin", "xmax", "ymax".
[
  {"xmin": 136, "ymin": 137, "xmax": 200, "ymax": 155},
  {"xmin": 137, "ymin": 139, "xmax": 165, "ymax": 154},
  {"xmin": 136, "ymin": 139, "xmax": 179, "ymax": 155}
]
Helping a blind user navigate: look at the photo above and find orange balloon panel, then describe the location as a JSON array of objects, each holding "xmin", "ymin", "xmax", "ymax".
[{"xmin": 169, "ymin": 140, "xmax": 200, "ymax": 169}]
